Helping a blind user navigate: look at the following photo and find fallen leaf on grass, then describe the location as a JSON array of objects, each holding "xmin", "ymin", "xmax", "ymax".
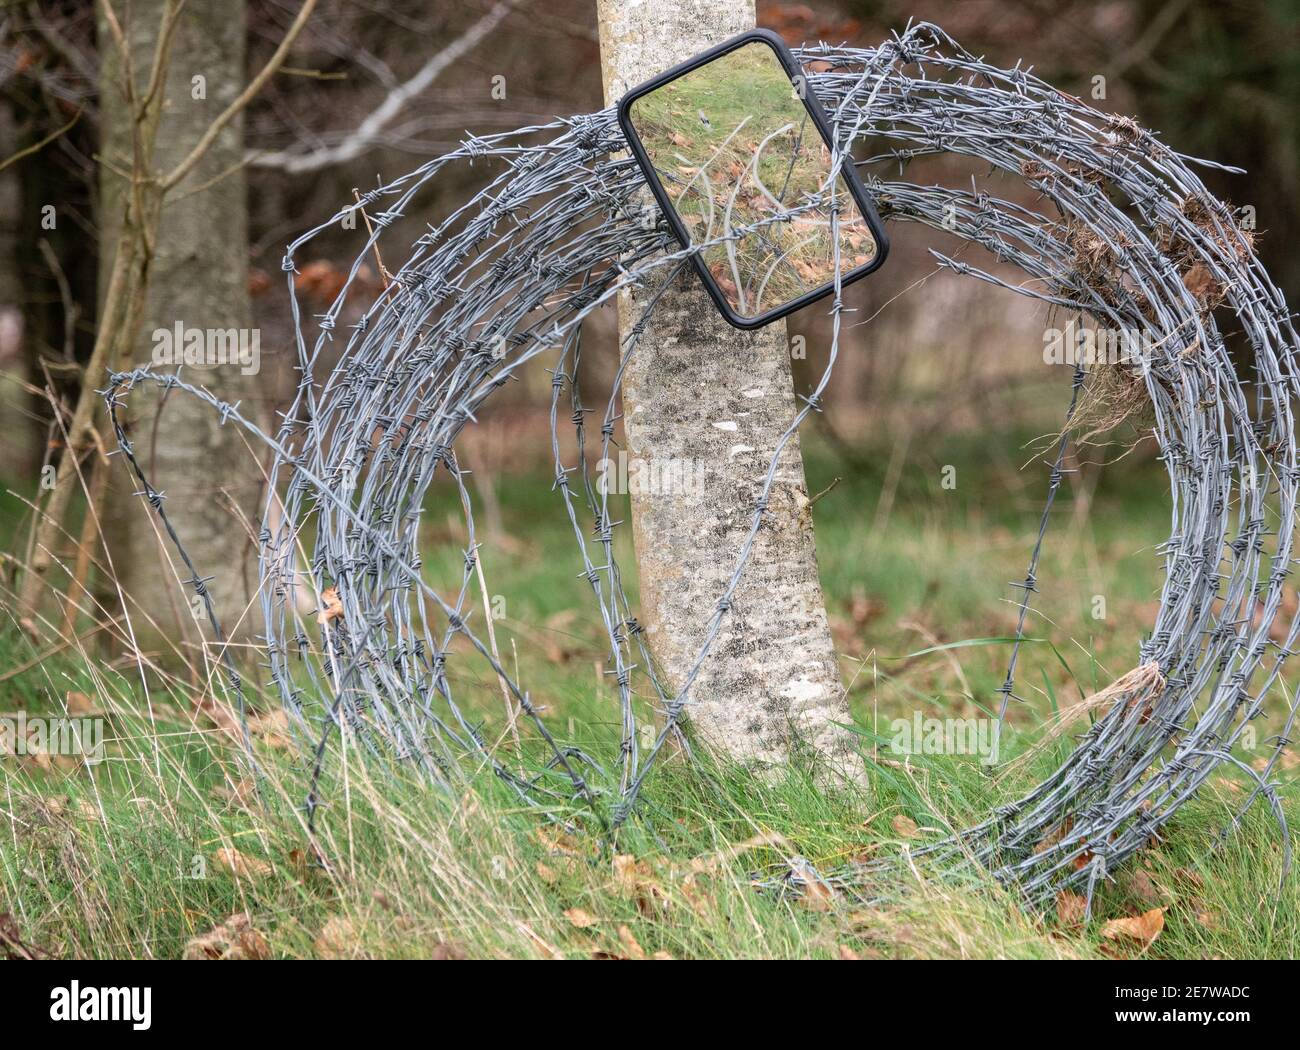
[
  {"xmin": 65, "ymin": 691, "xmax": 95, "ymax": 715},
  {"xmin": 1101, "ymin": 907, "xmax": 1164, "ymax": 948},
  {"xmin": 801, "ymin": 881, "xmax": 836, "ymax": 911},
  {"xmin": 799, "ymin": 877, "xmax": 836, "ymax": 911},
  {"xmin": 214, "ymin": 847, "xmax": 272, "ymax": 879},
  {"xmin": 427, "ymin": 942, "xmax": 467, "ymax": 960},
  {"xmin": 617, "ymin": 925, "xmax": 646, "ymax": 960},
  {"xmin": 677, "ymin": 872, "xmax": 714, "ymax": 915},
  {"xmin": 891, "ymin": 814, "xmax": 918, "ymax": 839},
  {"xmin": 24, "ymin": 748, "xmax": 79, "ymax": 772},
  {"xmin": 611, "ymin": 853, "xmax": 643, "ymax": 887},
  {"xmin": 784, "ymin": 856, "xmax": 836, "ymax": 911},
  {"xmin": 535, "ymin": 825, "xmax": 586, "ymax": 856},
  {"xmin": 183, "ymin": 912, "xmax": 270, "ymax": 960},
  {"xmin": 196, "ymin": 696, "xmax": 243, "ymax": 742},
  {"xmin": 249, "ymin": 709, "xmax": 293, "ymax": 750},
  {"xmin": 314, "ymin": 915, "xmax": 355, "ymax": 959},
  {"xmin": 611, "ymin": 854, "xmax": 667, "ymax": 915},
  {"xmin": 44, "ymin": 795, "xmax": 100, "ymax": 822},
  {"xmin": 1122, "ymin": 868, "xmax": 1163, "ymax": 907},
  {"xmin": 1056, "ymin": 891, "xmax": 1088, "ymax": 927},
  {"xmin": 563, "ymin": 907, "xmax": 596, "ymax": 928}
]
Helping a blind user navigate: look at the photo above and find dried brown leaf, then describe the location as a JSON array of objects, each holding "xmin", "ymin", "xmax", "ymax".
[
  {"xmin": 563, "ymin": 907, "xmax": 596, "ymax": 929},
  {"xmin": 314, "ymin": 915, "xmax": 355, "ymax": 959},
  {"xmin": 617, "ymin": 925, "xmax": 646, "ymax": 960},
  {"xmin": 1101, "ymin": 907, "xmax": 1165, "ymax": 947},
  {"xmin": 183, "ymin": 912, "xmax": 270, "ymax": 960},
  {"xmin": 214, "ymin": 847, "xmax": 272, "ymax": 879},
  {"xmin": 891, "ymin": 814, "xmax": 918, "ymax": 839},
  {"xmin": 1056, "ymin": 891, "xmax": 1088, "ymax": 927},
  {"xmin": 1122, "ymin": 868, "xmax": 1163, "ymax": 907},
  {"xmin": 249, "ymin": 709, "xmax": 293, "ymax": 750},
  {"xmin": 196, "ymin": 696, "xmax": 243, "ymax": 742}
]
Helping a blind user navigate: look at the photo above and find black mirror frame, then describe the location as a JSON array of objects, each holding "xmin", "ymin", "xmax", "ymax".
[{"xmin": 616, "ymin": 27, "xmax": 890, "ymax": 331}]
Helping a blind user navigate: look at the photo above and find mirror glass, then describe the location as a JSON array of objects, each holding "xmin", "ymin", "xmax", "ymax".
[{"xmin": 624, "ymin": 40, "xmax": 879, "ymax": 321}]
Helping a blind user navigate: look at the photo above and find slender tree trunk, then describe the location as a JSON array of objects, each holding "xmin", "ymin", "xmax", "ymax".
[
  {"xmin": 0, "ymin": 102, "xmax": 24, "ymax": 461},
  {"xmin": 595, "ymin": 0, "xmax": 863, "ymax": 782},
  {"xmin": 96, "ymin": 0, "xmax": 260, "ymax": 649}
]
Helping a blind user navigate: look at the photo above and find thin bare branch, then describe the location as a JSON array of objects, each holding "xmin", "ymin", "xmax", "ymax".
[
  {"xmin": 0, "ymin": 106, "xmax": 82, "ymax": 175},
  {"xmin": 159, "ymin": 0, "xmax": 319, "ymax": 191},
  {"xmin": 248, "ymin": 0, "xmax": 518, "ymax": 175}
]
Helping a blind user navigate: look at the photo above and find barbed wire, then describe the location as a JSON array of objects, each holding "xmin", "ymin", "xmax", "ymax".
[{"xmin": 104, "ymin": 21, "xmax": 1299, "ymax": 915}]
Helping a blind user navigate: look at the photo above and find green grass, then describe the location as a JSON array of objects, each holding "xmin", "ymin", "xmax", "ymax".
[{"xmin": 0, "ymin": 426, "xmax": 1296, "ymax": 959}]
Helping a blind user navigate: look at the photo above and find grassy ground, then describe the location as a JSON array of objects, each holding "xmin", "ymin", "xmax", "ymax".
[{"xmin": 1, "ymin": 423, "xmax": 1296, "ymax": 959}]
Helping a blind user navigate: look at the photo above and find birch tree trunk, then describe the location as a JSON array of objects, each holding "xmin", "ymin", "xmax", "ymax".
[
  {"xmin": 97, "ymin": 0, "xmax": 260, "ymax": 647},
  {"xmin": 595, "ymin": 0, "xmax": 863, "ymax": 783}
]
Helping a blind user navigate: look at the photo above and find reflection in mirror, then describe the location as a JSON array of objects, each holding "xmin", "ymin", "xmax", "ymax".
[{"xmin": 625, "ymin": 40, "xmax": 878, "ymax": 320}]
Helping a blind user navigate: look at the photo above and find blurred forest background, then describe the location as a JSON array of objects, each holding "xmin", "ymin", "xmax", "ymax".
[{"xmin": 1, "ymin": 0, "xmax": 1298, "ymax": 665}]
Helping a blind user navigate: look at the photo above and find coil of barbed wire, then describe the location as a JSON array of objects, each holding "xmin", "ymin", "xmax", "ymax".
[{"xmin": 105, "ymin": 21, "xmax": 1299, "ymax": 914}]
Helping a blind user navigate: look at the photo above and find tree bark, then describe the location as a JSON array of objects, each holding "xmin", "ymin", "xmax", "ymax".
[
  {"xmin": 96, "ymin": 0, "xmax": 260, "ymax": 649},
  {"xmin": 595, "ymin": 0, "xmax": 862, "ymax": 782},
  {"xmin": 0, "ymin": 102, "xmax": 24, "ymax": 451}
]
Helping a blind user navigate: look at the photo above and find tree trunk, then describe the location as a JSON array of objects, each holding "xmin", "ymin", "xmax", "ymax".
[
  {"xmin": 97, "ymin": 0, "xmax": 260, "ymax": 650},
  {"xmin": 595, "ymin": 0, "xmax": 862, "ymax": 782},
  {"xmin": 0, "ymin": 102, "xmax": 25, "ymax": 473}
]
